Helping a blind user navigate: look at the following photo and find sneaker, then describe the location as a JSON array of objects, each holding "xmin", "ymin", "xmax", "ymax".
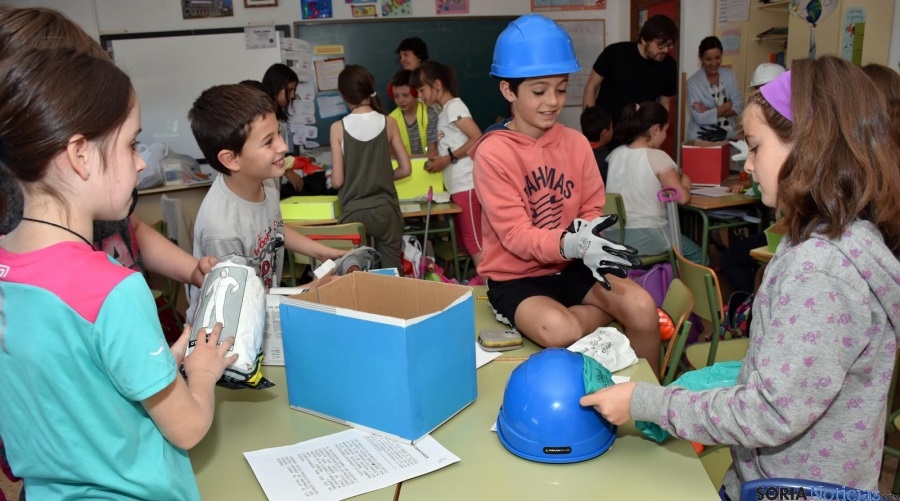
[
  {"xmin": 490, "ymin": 303, "xmax": 513, "ymax": 327},
  {"xmin": 333, "ymin": 247, "xmax": 381, "ymax": 275}
]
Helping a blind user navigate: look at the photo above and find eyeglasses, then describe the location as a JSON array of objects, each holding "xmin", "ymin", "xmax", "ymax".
[{"xmin": 655, "ymin": 40, "xmax": 676, "ymax": 50}]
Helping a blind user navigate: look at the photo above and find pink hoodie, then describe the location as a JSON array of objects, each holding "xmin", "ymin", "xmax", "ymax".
[{"xmin": 471, "ymin": 122, "xmax": 605, "ymax": 282}]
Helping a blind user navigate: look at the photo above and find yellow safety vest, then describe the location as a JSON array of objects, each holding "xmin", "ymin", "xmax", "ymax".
[{"xmin": 389, "ymin": 102, "xmax": 428, "ymax": 155}]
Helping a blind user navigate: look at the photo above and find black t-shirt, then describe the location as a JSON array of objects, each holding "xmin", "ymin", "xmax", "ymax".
[{"xmin": 592, "ymin": 41, "xmax": 678, "ymax": 124}]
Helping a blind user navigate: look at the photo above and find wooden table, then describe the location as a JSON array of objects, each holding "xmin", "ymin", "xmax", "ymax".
[
  {"xmin": 679, "ymin": 194, "xmax": 762, "ymax": 264},
  {"xmin": 397, "ymin": 359, "xmax": 721, "ymax": 500},
  {"xmin": 749, "ymin": 245, "xmax": 774, "ymax": 264},
  {"xmin": 286, "ymin": 202, "xmax": 464, "ymax": 278}
]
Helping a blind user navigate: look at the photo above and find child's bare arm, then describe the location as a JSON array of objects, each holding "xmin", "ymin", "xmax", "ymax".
[
  {"xmin": 386, "ymin": 116, "xmax": 412, "ymax": 180},
  {"xmin": 142, "ymin": 324, "xmax": 236, "ymax": 450},
  {"xmin": 284, "ymin": 224, "xmax": 345, "ymax": 261},
  {"xmin": 329, "ymin": 121, "xmax": 345, "ymax": 189},
  {"xmin": 658, "ymin": 168, "xmax": 691, "ymax": 204}
]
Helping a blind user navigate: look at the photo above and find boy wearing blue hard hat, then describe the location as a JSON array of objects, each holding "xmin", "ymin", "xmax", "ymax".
[{"xmin": 470, "ymin": 14, "xmax": 661, "ymax": 373}]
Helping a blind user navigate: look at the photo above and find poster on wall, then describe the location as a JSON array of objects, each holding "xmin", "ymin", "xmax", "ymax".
[
  {"xmin": 182, "ymin": 0, "xmax": 234, "ymax": 19},
  {"xmin": 555, "ymin": 19, "xmax": 605, "ymax": 105},
  {"xmin": 302, "ymin": 0, "xmax": 333, "ymax": 19},
  {"xmin": 531, "ymin": 0, "xmax": 605, "ymax": 13},
  {"xmin": 840, "ymin": 7, "xmax": 866, "ymax": 66},
  {"xmin": 382, "ymin": 0, "xmax": 412, "ymax": 17},
  {"xmin": 720, "ymin": 27, "xmax": 742, "ymax": 56},
  {"xmin": 352, "ymin": 4, "xmax": 377, "ymax": 17},
  {"xmin": 436, "ymin": 0, "xmax": 468, "ymax": 15}
]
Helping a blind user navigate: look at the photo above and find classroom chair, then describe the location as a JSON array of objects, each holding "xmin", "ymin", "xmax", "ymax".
[
  {"xmin": 433, "ymin": 239, "xmax": 472, "ymax": 281},
  {"xmin": 149, "ymin": 220, "xmax": 183, "ymax": 322},
  {"xmin": 659, "ymin": 277, "xmax": 694, "ymax": 385},
  {"xmin": 603, "ymin": 192, "xmax": 673, "ymax": 267},
  {"xmin": 285, "ymin": 222, "xmax": 367, "ymax": 285},
  {"xmin": 739, "ymin": 479, "xmax": 882, "ymax": 501},
  {"xmin": 881, "ymin": 350, "xmax": 900, "ymax": 493},
  {"xmin": 674, "ymin": 248, "xmax": 749, "ymax": 369}
]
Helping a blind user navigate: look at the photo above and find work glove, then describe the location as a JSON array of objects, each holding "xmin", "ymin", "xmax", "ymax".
[
  {"xmin": 562, "ymin": 216, "xmax": 640, "ymax": 290},
  {"xmin": 730, "ymin": 140, "xmax": 749, "ymax": 161},
  {"xmin": 698, "ymin": 125, "xmax": 728, "ymax": 142}
]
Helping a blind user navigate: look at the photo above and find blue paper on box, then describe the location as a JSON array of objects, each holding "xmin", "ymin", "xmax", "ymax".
[{"xmin": 279, "ymin": 272, "xmax": 476, "ymax": 442}]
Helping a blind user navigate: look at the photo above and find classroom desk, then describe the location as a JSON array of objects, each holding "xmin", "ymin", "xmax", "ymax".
[
  {"xmin": 749, "ymin": 245, "xmax": 774, "ymax": 264},
  {"xmin": 679, "ymin": 194, "xmax": 762, "ymax": 265},
  {"xmin": 190, "ymin": 368, "xmax": 397, "ymax": 501},
  {"xmin": 286, "ymin": 202, "xmax": 464, "ymax": 279},
  {"xmin": 397, "ymin": 359, "xmax": 721, "ymax": 500}
]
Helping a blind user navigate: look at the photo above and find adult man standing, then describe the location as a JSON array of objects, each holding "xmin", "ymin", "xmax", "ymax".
[{"xmin": 582, "ymin": 15, "xmax": 678, "ymax": 129}]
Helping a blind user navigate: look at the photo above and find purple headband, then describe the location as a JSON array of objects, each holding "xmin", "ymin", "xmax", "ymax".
[{"xmin": 759, "ymin": 70, "xmax": 793, "ymax": 122}]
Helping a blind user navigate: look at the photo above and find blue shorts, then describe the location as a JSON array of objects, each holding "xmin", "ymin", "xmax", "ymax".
[{"xmin": 486, "ymin": 261, "xmax": 596, "ymax": 327}]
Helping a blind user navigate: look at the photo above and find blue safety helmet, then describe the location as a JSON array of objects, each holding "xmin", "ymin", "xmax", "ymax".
[
  {"xmin": 497, "ymin": 349, "xmax": 616, "ymax": 463},
  {"xmin": 490, "ymin": 14, "xmax": 581, "ymax": 78}
]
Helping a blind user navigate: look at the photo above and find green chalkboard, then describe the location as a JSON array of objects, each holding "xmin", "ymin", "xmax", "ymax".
[{"xmin": 294, "ymin": 17, "xmax": 516, "ymax": 144}]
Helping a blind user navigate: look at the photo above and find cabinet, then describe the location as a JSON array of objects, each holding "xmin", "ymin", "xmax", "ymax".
[
  {"xmin": 715, "ymin": 0, "xmax": 791, "ymax": 91},
  {"xmin": 715, "ymin": 0, "xmax": 893, "ymax": 90}
]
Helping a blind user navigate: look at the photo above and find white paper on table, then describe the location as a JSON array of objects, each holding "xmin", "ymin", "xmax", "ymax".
[
  {"xmin": 244, "ymin": 429, "xmax": 460, "ymax": 501},
  {"xmin": 690, "ymin": 186, "xmax": 730, "ymax": 197},
  {"xmin": 475, "ymin": 342, "xmax": 502, "ymax": 369},
  {"xmin": 489, "ymin": 375, "xmax": 631, "ymax": 432}
]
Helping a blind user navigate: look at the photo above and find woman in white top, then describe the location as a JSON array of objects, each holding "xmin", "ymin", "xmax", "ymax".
[
  {"xmin": 606, "ymin": 101, "xmax": 704, "ymax": 263},
  {"xmin": 685, "ymin": 36, "xmax": 743, "ymax": 141},
  {"xmin": 411, "ymin": 61, "xmax": 485, "ymax": 272}
]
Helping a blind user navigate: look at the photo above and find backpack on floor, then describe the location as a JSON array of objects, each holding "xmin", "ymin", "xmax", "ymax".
[{"xmin": 720, "ymin": 291, "xmax": 754, "ymax": 339}]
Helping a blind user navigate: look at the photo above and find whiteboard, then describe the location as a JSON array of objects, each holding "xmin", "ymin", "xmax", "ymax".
[
  {"xmin": 556, "ymin": 19, "xmax": 606, "ymax": 106},
  {"xmin": 104, "ymin": 28, "xmax": 288, "ymax": 161}
]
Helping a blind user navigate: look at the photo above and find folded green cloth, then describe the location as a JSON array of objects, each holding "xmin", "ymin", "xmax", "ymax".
[
  {"xmin": 581, "ymin": 353, "xmax": 615, "ymax": 393},
  {"xmin": 636, "ymin": 361, "xmax": 742, "ymax": 443}
]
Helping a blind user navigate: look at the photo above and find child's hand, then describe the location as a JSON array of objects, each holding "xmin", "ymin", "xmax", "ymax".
[
  {"xmin": 190, "ymin": 256, "xmax": 218, "ymax": 288},
  {"xmin": 182, "ymin": 323, "xmax": 238, "ymax": 384},
  {"xmin": 285, "ymin": 170, "xmax": 304, "ymax": 192},
  {"xmin": 727, "ymin": 183, "xmax": 745, "ymax": 193},
  {"xmin": 323, "ymin": 248, "xmax": 347, "ymax": 261},
  {"xmin": 579, "ymin": 381, "xmax": 637, "ymax": 425},
  {"xmin": 425, "ymin": 155, "xmax": 450, "ymax": 173}
]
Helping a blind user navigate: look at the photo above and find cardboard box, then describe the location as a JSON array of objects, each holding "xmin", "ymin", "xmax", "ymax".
[
  {"xmin": 279, "ymin": 273, "xmax": 477, "ymax": 442},
  {"xmin": 280, "ymin": 195, "xmax": 340, "ymax": 221},
  {"xmin": 681, "ymin": 140, "xmax": 730, "ymax": 186},
  {"xmin": 393, "ymin": 157, "xmax": 445, "ymax": 200}
]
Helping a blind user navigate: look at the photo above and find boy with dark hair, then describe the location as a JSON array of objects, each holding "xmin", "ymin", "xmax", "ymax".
[
  {"xmin": 579, "ymin": 105, "xmax": 614, "ymax": 184},
  {"xmin": 186, "ymin": 84, "xmax": 344, "ymax": 318},
  {"xmin": 471, "ymin": 14, "xmax": 660, "ymax": 373},
  {"xmin": 395, "ymin": 37, "xmax": 429, "ymax": 70},
  {"xmin": 582, "ymin": 14, "xmax": 678, "ymax": 133}
]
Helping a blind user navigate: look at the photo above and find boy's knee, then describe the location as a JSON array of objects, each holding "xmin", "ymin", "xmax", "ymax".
[
  {"xmin": 520, "ymin": 308, "xmax": 582, "ymax": 348},
  {"xmin": 620, "ymin": 285, "xmax": 658, "ymax": 329}
]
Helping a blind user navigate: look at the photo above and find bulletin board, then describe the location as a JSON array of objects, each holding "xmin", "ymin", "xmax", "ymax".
[
  {"xmin": 555, "ymin": 19, "xmax": 606, "ymax": 106},
  {"xmin": 102, "ymin": 26, "xmax": 291, "ymax": 162},
  {"xmin": 294, "ymin": 17, "xmax": 516, "ymax": 143}
]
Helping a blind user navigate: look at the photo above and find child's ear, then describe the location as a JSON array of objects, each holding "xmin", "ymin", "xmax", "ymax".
[
  {"xmin": 499, "ymin": 81, "xmax": 517, "ymax": 104},
  {"xmin": 217, "ymin": 149, "xmax": 241, "ymax": 173},
  {"xmin": 65, "ymin": 134, "xmax": 95, "ymax": 181}
]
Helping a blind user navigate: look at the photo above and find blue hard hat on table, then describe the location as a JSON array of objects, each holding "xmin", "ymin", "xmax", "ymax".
[
  {"xmin": 490, "ymin": 14, "xmax": 581, "ymax": 78},
  {"xmin": 497, "ymin": 348, "xmax": 616, "ymax": 463}
]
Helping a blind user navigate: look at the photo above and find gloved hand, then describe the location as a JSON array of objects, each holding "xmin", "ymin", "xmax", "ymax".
[
  {"xmin": 698, "ymin": 125, "xmax": 727, "ymax": 142},
  {"xmin": 729, "ymin": 140, "xmax": 749, "ymax": 161},
  {"xmin": 562, "ymin": 215, "xmax": 640, "ymax": 290}
]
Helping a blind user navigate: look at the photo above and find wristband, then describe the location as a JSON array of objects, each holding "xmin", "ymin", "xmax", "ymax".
[{"xmin": 448, "ymin": 147, "xmax": 458, "ymax": 164}]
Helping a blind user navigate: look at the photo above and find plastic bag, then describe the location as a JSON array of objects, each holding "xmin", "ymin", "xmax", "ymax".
[
  {"xmin": 185, "ymin": 255, "xmax": 274, "ymax": 390},
  {"xmin": 136, "ymin": 142, "xmax": 167, "ymax": 190}
]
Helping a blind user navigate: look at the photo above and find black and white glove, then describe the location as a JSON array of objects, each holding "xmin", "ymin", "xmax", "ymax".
[
  {"xmin": 698, "ymin": 125, "xmax": 728, "ymax": 142},
  {"xmin": 562, "ymin": 215, "xmax": 640, "ymax": 290}
]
